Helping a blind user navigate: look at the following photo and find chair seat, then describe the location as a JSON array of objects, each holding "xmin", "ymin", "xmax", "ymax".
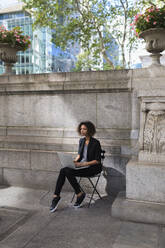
[
  {"xmin": 71, "ymin": 150, "xmax": 105, "ymax": 207},
  {"xmin": 86, "ymin": 172, "xmax": 102, "ymax": 178}
]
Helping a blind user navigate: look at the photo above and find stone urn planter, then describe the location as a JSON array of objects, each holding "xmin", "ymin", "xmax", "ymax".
[
  {"xmin": 0, "ymin": 43, "xmax": 22, "ymax": 75},
  {"xmin": 139, "ymin": 28, "xmax": 165, "ymax": 67}
]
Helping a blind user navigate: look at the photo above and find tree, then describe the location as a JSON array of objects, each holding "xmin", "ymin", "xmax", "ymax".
[
  {"xmin": 72, "ymin": 50, "xmax": 97, "ymax": 71},
  {"xmin": 138, "ymin": 0, "xmax": 164, "ymax": 7},
  {"xmin": 108, "ymin": 0, "xmax": 140, "ymax": 68},
  {"xmin": 22, "ymin": 0, "xmax": 150, "ymax": 70}
]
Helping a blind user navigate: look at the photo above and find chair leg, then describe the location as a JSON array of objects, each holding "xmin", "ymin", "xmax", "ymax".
[
  {"xmin": 87, "ymin": 176, "xmax": 102, "ymax": 207},
  {"xmin": 71, "ymin": 175, "xmax": 102, "ymax": 208},
  {"xmin": 71, "ymin": 192, "xmax": 76, "ymax": 203},
  {"xmin": 88, "ymin": 177, "xmax": 102, "ymax": 199}
]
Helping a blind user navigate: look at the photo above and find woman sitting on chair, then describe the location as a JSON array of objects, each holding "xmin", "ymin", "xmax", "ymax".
[{"xmin": 50, "ymin": 121, "xmax": 102, "ymax": 212}]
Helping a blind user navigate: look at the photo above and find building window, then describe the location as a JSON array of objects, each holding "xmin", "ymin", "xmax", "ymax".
[
  {"xmin": 26, "ymin": 56, "xmax": 29, "ymax": 63},
  {"xmin": 21, "ymin": 56, "xmax": 24, "ymax": 63}
]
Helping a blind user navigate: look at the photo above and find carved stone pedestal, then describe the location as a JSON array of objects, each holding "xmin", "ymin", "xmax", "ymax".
[
  {"xmin": 112, "ymin": 157, "xmax": 165, "ymax": 224},
  {"xmin": 111, "ymin": 67, "xmax": 165, "ymax": 224},
  {"xmin": 112, "ymin": 191, "xmax": 165, "ymax": 225},
  {"xmin": 128, "ymin": 101, "xmax": 165, "ymax": 203},
  {"xmin": 127, "ymin": 160, "xmax": 165, "ymax": 203}
]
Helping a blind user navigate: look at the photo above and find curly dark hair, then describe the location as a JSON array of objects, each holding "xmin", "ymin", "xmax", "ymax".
[{"xmin": 77, "ymin": 121, "xmax": 96, "ymax": 137}]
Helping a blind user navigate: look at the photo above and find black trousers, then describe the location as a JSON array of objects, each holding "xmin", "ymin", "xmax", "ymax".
[{"xmin": 54, "ymin": 164, "xmax": 102, "ymax": 195}]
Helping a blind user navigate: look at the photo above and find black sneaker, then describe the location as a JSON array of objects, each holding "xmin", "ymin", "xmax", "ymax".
[
  {"xmin": 50, "ymin": 196, "xmax": 61, "ymax": 213},
  {"xmin": 74, "ymin": 193, "xmax": 86, "ymax": 208}
]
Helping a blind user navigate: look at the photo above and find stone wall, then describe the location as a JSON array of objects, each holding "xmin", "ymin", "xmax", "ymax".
[{"xmin": 0, "ymin": 70, "xmax": 139, "ymax": 195}]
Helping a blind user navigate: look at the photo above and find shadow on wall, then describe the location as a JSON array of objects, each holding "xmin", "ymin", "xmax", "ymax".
[
  {"xmin": 102, "ymin": 154, "xmax": 130, "ymax": 197},
  {"xmin": 103, "ymin": 167, "xmax": 126, "ymax": 197}
]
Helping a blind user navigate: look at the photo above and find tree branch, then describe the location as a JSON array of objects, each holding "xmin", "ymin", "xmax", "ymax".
[
  {"xmin": 119, "ymin": 0, "xmax": 128, "ymax": 67},
  {"xmin": 97, "ymin": 28, "xmax": 114, "ymax": 68}
]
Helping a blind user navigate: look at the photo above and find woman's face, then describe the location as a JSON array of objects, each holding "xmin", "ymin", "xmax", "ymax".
[{"xmin": 80, "ymin": 125, "xmax": 88, "ymax": 137}]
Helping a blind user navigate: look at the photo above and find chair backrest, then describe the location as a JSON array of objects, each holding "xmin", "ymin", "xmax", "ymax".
[
  {"xmin": 101, "ymin": 150, "xmax": 105, "ymax": 163},
  {"xmin": 87, "ymin": 150, "xmax": 105, "ymax": 178}
]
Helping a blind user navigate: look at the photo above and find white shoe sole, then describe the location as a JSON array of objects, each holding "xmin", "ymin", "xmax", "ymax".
[{"xmin": 73, "ymin": 204, "xmax": 81, "ymax": 209}]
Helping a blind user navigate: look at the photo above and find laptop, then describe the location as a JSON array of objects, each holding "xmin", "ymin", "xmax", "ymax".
[
  {"xmin": 57, "ymin": 152, "xmax": 76, "ymax": 169},
  {"xmin": 57, "ymin": 152, "xmax": 89, "ymax": 170}
]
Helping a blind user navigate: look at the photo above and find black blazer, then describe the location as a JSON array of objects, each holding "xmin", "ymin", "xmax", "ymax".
[{"xmin": 78, "ymin": 137, "xmax": 101, "ymax": 163}]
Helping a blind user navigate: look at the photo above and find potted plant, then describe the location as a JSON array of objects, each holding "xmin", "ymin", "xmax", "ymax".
[
  {"xmin": 132, "ymin": 5, "xmax": 165, "ymax": 67},
  {"xmin": 0, "ymin": 26, "xmax": 31, "ymax": 74}
]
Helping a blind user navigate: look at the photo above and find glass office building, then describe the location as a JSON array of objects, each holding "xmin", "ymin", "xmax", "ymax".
[{"xmin": 0, "ymin": 4, "xmax": 76, "ymax": 74}]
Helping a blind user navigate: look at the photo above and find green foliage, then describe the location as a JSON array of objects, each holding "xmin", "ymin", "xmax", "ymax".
[
  {"xmin": 103, "ymin": 62, "xmax": 115, "ymax": 70},
  {"xmin": 72, "ymin": 50, "xmax": 102, "ymax": 71},
  {"xmin": 138, "ymin": 0, "xmax": 165, "ymax": 8},
  {"xmin": 22, "ymin": 0, "xmax": 153, "ymax": 69},
  {"xmin": 23, "ymin": 0, "xmax": 117, "ymax": 68},
  {"xmin": 0, "ymin": 26, "xmax": 31, "ymax": 51}
]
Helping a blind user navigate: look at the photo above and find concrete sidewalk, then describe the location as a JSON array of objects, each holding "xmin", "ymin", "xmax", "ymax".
[{"xmin": 0, "ymin": 186, "xmax": 164, "ymax": 248}]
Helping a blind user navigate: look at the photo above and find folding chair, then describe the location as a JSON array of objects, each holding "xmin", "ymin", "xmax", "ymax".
[{"xmin": 71, "ymin": 150, "xmax": 105, "ymax": 207}]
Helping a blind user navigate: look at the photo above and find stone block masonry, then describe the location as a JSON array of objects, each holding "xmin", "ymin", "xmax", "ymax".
[{"xmin": 0, "ymin": 70, "xmax": 137, "ymax": 194}]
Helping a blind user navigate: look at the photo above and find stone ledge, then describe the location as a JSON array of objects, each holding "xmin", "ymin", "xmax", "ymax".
[
  {"xmin": 0, "ymin": 70, "xmax": 131, "ymax": 83},
  {"xmin": 111, "ymin": 192, "xmax": 165, "ymax": 225},
  {"xmin": 0, "ymin": 70, "xmax": 132, "ymax": 94},
  {"xmin": 2, "ymin": 168, "xmax": 107, "ymax": 194},
  {"xmin": 0, "ymin": 126, "xmax": 131, "ymax": 140},
  {"xmin": 139, "ymin": 151, "xmax": 165, "ymax": 163}
]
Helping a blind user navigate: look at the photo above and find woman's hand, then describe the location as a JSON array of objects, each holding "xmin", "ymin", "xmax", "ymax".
[
  {"xmin": 74, "ymin": 161, "xmax": 88, "ymax": 168},
  {"xmin": 73, "ymin": 154, "xmax": 80, "ymax": 163}
]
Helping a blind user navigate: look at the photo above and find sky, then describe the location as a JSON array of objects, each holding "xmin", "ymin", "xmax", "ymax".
[{"xmin": 0, "ymin": 0, "xmax": 19, "ymax": 8}]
